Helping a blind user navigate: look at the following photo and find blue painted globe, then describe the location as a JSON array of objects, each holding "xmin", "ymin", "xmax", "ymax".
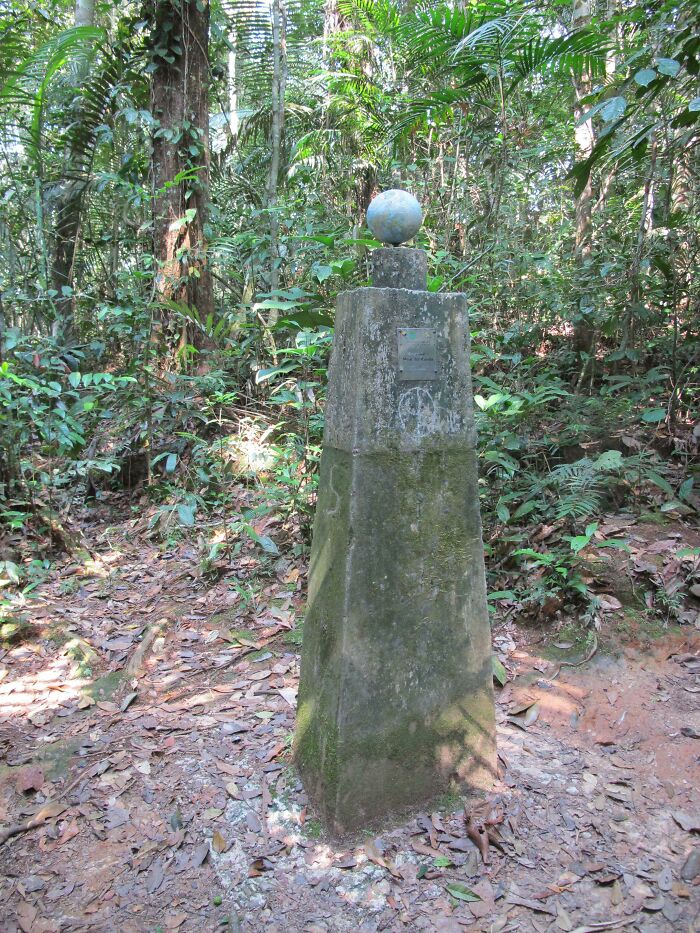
[{"xmin": 366, "ymin": 189, "xmax": 422, "ymax": 246}]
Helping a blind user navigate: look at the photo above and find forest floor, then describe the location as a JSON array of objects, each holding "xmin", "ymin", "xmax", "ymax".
[{"xmin": 0, "ymin": 491, "xmax": 699, "ymax": 933}]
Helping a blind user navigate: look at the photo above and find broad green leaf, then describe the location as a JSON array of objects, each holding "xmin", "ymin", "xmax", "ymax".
[
  {"xmin": 647, "ymin": 472, "xmax": 674, "ymax": 496},
  {"xmin": 679, "ymin": 478, "xmax": 693, "ymax": 501},
  {"xmin": 68, "ymin": 371, "xmax": 81, "ymax": 388},
  {"xmin": 513, "ymin": 501, "xmax": 537, "ymax": 520},
  {"xmin": 312, "ymin": 264, "xmax": 333, "ymax": 283},
  {"xmin": 177, "ymin": 504, "xmax": 195, "ymax": 526},
  {"xmin": 595, "ymin": 450, "xmax": 623, "ymax": 469},
  {"xmin": 255, "ymin": 299, "xmax": 302, "ymax": 310},
  {"xmin": 660, "ymin": 500, "xmax": 683, "ymax": 512},
  {"xmin": 446, "ymin": 882, "xmax": 481, "ymax": 902},
  {"xmin": 600, "ymin": 96, "xmax": 626, "ymax": 122},
  {"xmin": 488, "ymin": 590, "xmax": 516, "ymax": 601},
  {"xmin": 496, "ymin": 502, "xmax": 510, "ymax": 523},
  {"xmin": 255, "ymin": 361, "xmax": 299, "ymax": 384},
  {"xmin": 0, "ymin": 561, "xmax": 21, "ymax": 583},
  {"xmin": 656, "ymin": 58, "xmax": 680, "ymax": 77},
  {"xmin": 293, "ymin": 234, "xmax": 335, "ymax": 247},
  {"xmin": 634, "ymin": 68, "xmax": 657, "ymax": 87},
  {"xmin": 257, "ymin": 535, "xmax": 279, "ymax": 555},
  {"xmin": 641, "ymin": 408, "xmax": 666, "ymax": 423},
  {"xmin": 492, "ymin": 655, "xmax": 507, "ymax": 687},
  {"xmin": 433, "ymin": 855, "xmax": 452, "ymax": 868},
  {"xmin": 242, "ymin": 523, "xmax": 279, "ymax": 555},
  {"xmin": 165, "ymin": 453, "xmax": 177, "ymax": 473},
  {"xmin": 595, "ymin": 540, "xmax": 631, "ymax": 552}
]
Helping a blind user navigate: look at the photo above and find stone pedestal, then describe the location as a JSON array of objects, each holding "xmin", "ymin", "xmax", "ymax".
[{"xmin": 295, "ymin": 248, "xmax": 496, "ymax": 835}]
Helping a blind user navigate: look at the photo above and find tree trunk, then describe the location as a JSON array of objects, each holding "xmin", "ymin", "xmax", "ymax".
[
  {"xmin": 150, "ymin": 0, "xmax": 214, "ymax": 354},
  {"xmin": 266, "ymin": 0, "xmax": 287, "ymax": 306},
  {"xmin": 227, "ymin": 25, "xmax": 238, "ymax": 144},
  {"xmin": 50, "ymin": 0, "xmax": 97, "ymax": 344},
  {"xmin": 572, "ymin": 0, "xmax": 595, "ymax": 358}
]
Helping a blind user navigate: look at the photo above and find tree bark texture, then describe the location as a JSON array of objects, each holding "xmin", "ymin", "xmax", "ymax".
[
  {"xmin": 50, "ymin": 0, "xmax": 97, "ymax": 342},
  {"xmin": 150, "ymin": 0, "xmax": 214, "ymax": 347},
  {"xmin": 572, "ymin": 0, "xmax": 595, "ymax": 356},
  {"xmin": 266, "ymin": 0, "xmax": 286, "ymax": 302}
]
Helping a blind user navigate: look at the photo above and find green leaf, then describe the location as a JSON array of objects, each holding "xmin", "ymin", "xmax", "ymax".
[
  {"xmin": 513, "ymin": 501, "xmax": 537, "ymax": 520},
  {"xmin": 647, "ymin": 472, "xmax": 674, "ymax": 496},
  {"xmin": 257, "ymin": 535, "xmax": 279, "ymax": 554},
  {"xmin": 312, "ymin": 264, "xmax": 333, "ymax": 283},
  {"xmin": 446, "ymin": 882, "xmax": 481, "ymax": 903},
  {"xmin": 433, "ymin": 855, "xmax": 452, "ymax": 868},
  {"xmin": 496, "ymin": 502, "xmax": 510, "ymax": 523},
  {"xmin": 634, "ymin": 68, "xmax": 657, "ymax": 87},
  {"xmin": 255, "ymin": 299, "xmax": 302, "ymax": 310},
  {"xmin": 492, "ymin": 655, "xmax": 507, "ymax": 687},
  {"xmin": 488, "ymin": 590, "xmax": 516, "ymax": 601},
  {"xmin": 165, "ymin": 453, "xmax": 177, "ymax": 473},
  {"xmin": 641, "ymin": 408, "xmax": 666, "ymax": 423},
  {"xmin": 68, "ymin": 371, "xmax": 81, "ymax": 388},
  {"xmin": 656, "ymin": 58, "xmax": 680, "ymax": 77},
  {"xmin": 255, "ymin": 361, "xmax": 299, "ymax": 384},
  {"xmin": 168, "ymin": 208, "xmax": 196, "ymax": 232},
  {"xmin": 595, "ymin": 450, "xmax": 623, "ymax": 469},
  {"xmin": 660, "ymin": 500, "xmax": 683, "ymax": 512},
  {"xmin": 679, "ymin": 478, "xmax": 693, "ymax": 501},
  {"xmin": 241, "ymin": 523, "xmax": 279, "ymax": 555},
  {"xmin": 595, "ymin": 539, "xmax": 631, "ymax": 552},
  {"xmin": 567, "ymin": 535, "xmax": 590, "ymax": 554},
  {"xmin": 177, "ymin": 504, "xmax": 195, "ymax": 526},
  {"xmin": 600, "ymin": 96, "xmax": 626, "ymax": 122},
  {"xmin": 0, "ymin": 560, "xmax": 21, "ymax": 584}
]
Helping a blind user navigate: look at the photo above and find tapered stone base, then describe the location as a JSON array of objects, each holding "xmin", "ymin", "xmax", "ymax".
[
  {"xmin": 295, "ymin": 446, "xmax": 496, "ymax": 834},
  {"xmin": 295, "ymin": 266, "xmax": 496, "ymax": 835}
]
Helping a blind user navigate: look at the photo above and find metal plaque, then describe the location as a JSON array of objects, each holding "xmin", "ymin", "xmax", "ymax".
[{"xmin": 397, "ymin": 327, "xmax": 438, "ymax": 380}]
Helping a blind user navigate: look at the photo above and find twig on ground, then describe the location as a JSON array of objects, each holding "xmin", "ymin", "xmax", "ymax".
[
  {"xmin": 0, "ymin": 801, "xmax": 66, "ymax": 847},
  {"xmin": 549, "ymin": 632, "xmax": 598, "ymax": 681}
]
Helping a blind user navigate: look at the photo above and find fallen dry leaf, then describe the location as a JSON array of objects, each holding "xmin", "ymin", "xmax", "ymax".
[{"xmin": 15, "ymin": 766, "xmax": 44, "ymax": 794}]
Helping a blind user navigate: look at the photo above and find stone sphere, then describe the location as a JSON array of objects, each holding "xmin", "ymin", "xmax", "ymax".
[{"xmin": 366, "ymin": 189, "xmax": 422, "ymax": 245}]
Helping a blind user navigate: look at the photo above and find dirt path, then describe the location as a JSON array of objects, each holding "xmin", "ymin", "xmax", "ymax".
[{"xmin": 1, "ymin": 515, "xmax": 699, "ymax": 932}]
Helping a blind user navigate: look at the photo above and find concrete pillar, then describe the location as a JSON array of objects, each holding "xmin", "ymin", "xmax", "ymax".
[{"xmin": 295, "ymin": 246, "xmax": 496, "ymax": 835}]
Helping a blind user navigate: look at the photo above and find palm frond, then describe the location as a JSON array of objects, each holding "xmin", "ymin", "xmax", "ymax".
[{"xmin": 0, "ymin": 26, "xmax": 105, "ymax": 163}]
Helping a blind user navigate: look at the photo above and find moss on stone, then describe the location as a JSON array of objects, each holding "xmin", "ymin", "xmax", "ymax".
[{"xmin": 296, "ymin": 324, "xmax": 495, "ymax": 833}]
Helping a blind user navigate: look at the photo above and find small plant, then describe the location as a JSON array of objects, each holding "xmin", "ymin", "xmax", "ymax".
[
  {"xmin": 0, "ymin": 612, "xmax": 32, "ymax": 645},
  {"xmin": 284, "ymin": 620, "xmax": 304, "ymax": 648},
  {"xmin": 303, "ymin": 818, "xmax": 323, "ymax": 839}
]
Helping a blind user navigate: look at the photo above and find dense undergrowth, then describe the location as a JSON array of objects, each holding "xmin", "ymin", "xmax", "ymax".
[{"xmin": 2, "ymin": 251, "xmax": 698, "ymax": 640}]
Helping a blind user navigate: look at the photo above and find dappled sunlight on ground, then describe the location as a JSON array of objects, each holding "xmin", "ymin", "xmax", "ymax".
[{"xmin": 0, "ymin": 505, "xmax": 699, "ymax": 931}]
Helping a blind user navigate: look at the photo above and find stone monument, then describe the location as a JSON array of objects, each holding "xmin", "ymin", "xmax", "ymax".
[{"xmin": 295, "ymin": 190, "xmax": 496, "ymax": 835}]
